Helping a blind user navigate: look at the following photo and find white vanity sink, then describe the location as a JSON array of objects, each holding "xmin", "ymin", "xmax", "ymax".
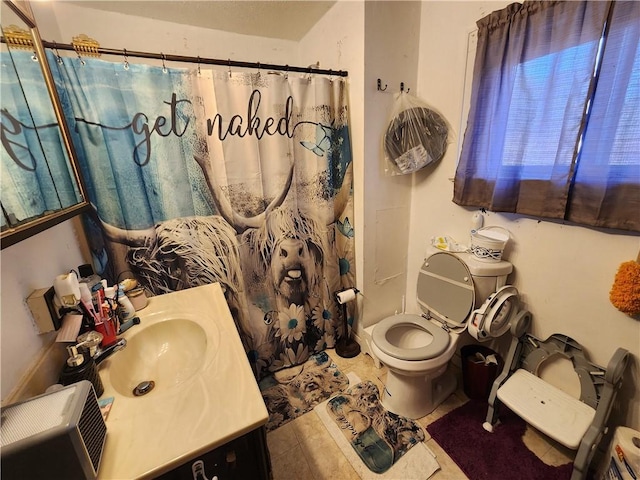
[
  {"xmin": 97, "ymin": 283, "xmax": 268, "ymax": 479},
  {"xmin": 108, "ymin": 316, "xmax": 215, "ymax": 398}
]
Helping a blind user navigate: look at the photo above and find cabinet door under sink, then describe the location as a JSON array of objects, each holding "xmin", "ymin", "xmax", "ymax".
[{"xmin": 156, "ymin": 427, "xmax": 272, "ymax": 480}]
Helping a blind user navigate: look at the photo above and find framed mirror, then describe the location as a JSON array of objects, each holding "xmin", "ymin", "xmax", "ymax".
[{"xmin": 0, "ymin": 0, "xmax": 89, "ymax": 249}]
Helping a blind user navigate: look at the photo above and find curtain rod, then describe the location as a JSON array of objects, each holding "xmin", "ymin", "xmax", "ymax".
[{"xmin": 40, "ymin": 40, "xmax": 349, "ymax": 77}]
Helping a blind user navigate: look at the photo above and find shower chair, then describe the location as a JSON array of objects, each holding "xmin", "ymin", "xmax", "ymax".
[{"xmin": 482, "ymin": 331, "xmax": 630, "ymax": 480}]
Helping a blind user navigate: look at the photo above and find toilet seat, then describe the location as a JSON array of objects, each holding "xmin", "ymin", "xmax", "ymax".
[{"xmin": 372, "ymin": 314, "xmax": 450, "ymax": 361}]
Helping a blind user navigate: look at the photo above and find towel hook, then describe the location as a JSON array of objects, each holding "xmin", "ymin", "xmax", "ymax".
[
  {"xmin": 400, "ymin": 82, "xmax": 410, "ymax": 93},
  {"xmin": 377, "ymin": 78, "xmax": 388, "ymax": 91}
]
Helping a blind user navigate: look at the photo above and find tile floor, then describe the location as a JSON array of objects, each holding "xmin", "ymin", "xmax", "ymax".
[{"xmin": 265, "ymin": 349, "xmax": 574, "ymax": 480}]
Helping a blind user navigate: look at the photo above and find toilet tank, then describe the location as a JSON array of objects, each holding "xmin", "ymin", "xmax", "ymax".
[{"xmin": 454, "ymin": 251, "xmax": 512, "ymax": 305}]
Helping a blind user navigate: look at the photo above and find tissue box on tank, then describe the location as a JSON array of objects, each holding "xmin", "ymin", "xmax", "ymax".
[{"xmin": 0, "ymin": 381, "xmax": 106, "ymax": 480}]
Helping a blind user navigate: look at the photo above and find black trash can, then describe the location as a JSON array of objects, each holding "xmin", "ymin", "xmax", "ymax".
[{"xmin": 461, "ymin": 345, "xmax": 504, "ymax": 400}]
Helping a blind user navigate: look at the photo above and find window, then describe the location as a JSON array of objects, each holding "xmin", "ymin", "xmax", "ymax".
[{"xmin": 454, "ymin": 1, "xmax": 639, "ymax": 232}]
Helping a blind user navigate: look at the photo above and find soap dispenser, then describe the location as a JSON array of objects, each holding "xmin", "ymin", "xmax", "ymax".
[{"xmin": 59, "ymin": 345, "xmax": 104, "ymax": 397}]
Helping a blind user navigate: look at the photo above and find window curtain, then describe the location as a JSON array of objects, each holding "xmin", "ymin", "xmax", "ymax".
[
  {"xmin": 453, "ymin": 1, "xmax": 640, "ymax": 231},
  {"xmin": 568, "ymin": 1, "xmax": 640, "ymax": 230}
]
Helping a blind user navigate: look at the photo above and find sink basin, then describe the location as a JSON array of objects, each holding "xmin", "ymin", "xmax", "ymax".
[{"xmin": 108, "ymin": 316, "xmax": 215, "ymax": 398}]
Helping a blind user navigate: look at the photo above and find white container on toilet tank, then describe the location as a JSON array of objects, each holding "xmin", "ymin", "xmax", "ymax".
[{"xmin": 366, "ymin": 248, "xmax": 513, "ymax": 419}]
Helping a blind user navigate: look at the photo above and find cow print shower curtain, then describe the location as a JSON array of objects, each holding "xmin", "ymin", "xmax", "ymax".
[{"xmin": 51, "ymin": 53, "xmax": 356, "ymax": 379}]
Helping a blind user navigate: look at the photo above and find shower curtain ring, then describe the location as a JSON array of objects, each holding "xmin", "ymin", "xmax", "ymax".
[
  {"xmin": 228, "ymin": 59, "xmax": 232, "ymax": 78},
  {"xmin": 123, "ymin": 48, "xmax": 129, "ymax": 70},
  {"xmin": 75, "ymin": 48, "xmax": 85, "ymax": 66},
  {"xmin": 306, "ymin": 62, "xmax": 316, "ymax": 83},
  {"xmin": 53, "ymin": 41, "xmax": 63, "ymax": 64},
  {"xmin": 284, "ymin": 64, "xmax": 289, "ymax": 80},
  {"xmin": 197, "ymin": 56, "xmax": 201, "ymax": 75},
  {"xmin": 161, "ymin": 53, "xmax": 167, "ymax": 73}
]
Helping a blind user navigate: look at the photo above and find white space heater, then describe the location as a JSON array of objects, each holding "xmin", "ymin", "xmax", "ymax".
[{"xmin": 0, "ymin": 380, "xmax": 107, "ymax": 480}]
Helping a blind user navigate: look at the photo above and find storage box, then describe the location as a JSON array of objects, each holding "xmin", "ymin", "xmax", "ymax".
[{"xmin": 26, "ymin": 287, "xmax": 59, "ymax": 334}]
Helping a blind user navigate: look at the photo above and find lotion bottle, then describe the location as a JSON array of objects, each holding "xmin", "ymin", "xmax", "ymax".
[
  {"xmin": 59, "ymin": 345, "xmax": 104, "ymax": 397},
  {"xmin": 115, "ymin": 288, "xmax": 136, "ymax": 322}
]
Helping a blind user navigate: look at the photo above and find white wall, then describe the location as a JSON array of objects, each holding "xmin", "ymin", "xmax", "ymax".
[
  {"xmin": 1, "ymin": 220, "xmax": 86, "ymax": 401},
  {"xmin": 412, "ymin": 1, "xmax": 640, "ymax": 429},
  {"xmin": 359, "ymin": 1, "xmax": 422, "ymax": 330},
  {"xmin": 34, "ymin": 2, "xmax": 299, "ymax": 67}
]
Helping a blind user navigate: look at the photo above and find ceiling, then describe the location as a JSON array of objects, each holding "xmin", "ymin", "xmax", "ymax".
[{"xmin": 64, "ymin": 1, "xmax": 336, "ymax": 41}]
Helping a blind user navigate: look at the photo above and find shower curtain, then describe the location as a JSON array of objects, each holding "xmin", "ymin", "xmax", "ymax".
[{"xmin": 49, "ymin": 53, "xmax": 356, "ymax": 379}]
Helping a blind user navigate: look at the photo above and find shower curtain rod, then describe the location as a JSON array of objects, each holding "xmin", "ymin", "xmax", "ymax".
[{"xmin": 40, "ymin": 40, "xmax": 349, "ymax": 77}]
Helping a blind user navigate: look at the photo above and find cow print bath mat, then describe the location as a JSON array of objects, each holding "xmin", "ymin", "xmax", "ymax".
[
  {"xmin": 325, "ymin": 380, "xmax": 426, "ymax": 474},
  {"xmin": 259, "ymin": 351, "xmax": 349, "ymax": 432}
]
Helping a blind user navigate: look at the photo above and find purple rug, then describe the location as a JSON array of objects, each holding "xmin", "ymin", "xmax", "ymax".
[{"xmin": 427, "ymin": 400, "xmax": 573, "ymax": 480}]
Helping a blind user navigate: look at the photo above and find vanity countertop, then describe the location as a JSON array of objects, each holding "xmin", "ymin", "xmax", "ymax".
[{"xmin": 97, "ymin": 283, "xmax": 268, "ymax": 479}]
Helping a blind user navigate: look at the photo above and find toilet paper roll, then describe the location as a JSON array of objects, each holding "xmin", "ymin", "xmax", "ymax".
[
  {"xmin": 603, "ymin": 426, "xmax": 640, "ymax": 480},
  {"xmin": 336, "ymin": 288, "xmax": 357, "ymax": 305}
]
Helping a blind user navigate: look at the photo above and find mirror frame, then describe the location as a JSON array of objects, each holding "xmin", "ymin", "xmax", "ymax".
[{"xmin": 1, "ymin": 0, "xmax": 89, "ymax": 249}]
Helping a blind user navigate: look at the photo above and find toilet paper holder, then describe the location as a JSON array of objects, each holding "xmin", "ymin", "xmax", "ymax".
[
  {"xmin": 334, "ymin": 288, "xmax": 361, "ymax": 358},
  {"xmin": 335, "ymin": 287, "xmax": 359, "ymax": 305}
]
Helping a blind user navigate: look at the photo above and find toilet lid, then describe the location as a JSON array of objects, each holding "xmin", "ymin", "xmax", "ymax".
[
  {"xmin": 416, "ymin": 252, "xmax": 475, "ymax": 328},
  {"xmin": 372, "ymin": 314, "xmax": 450, "ymax": 361}
]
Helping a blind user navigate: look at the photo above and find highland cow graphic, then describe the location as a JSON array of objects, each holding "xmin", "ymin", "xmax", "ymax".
[
  {"xmin": 242, "ymin": 207, "xmax": 328, "ymax": 311},
  {"xmin": 96, "ymin": 153, "xmax": 353, "ymax": 378},
  {"xmin": 98, "ymin": 214, "xmax": 252, "ymax": 346}
]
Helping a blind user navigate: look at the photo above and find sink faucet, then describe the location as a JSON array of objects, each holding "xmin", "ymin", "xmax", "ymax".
[{"xmin": 94, "ymin": 338, "xmax": 127, "ymax": 365}]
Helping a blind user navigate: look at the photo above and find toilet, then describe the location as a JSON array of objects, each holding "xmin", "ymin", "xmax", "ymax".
[{"xmin": 369, "ymin": 250, "xmax": 513, "ymax": 419}]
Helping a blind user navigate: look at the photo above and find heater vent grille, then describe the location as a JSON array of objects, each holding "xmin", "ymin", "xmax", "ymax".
[{"xmin": 78, "ymin": 385, "xmax": 107, "ymax": 474}]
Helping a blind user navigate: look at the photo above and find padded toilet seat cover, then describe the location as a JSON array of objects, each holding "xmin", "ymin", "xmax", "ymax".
[{"xmin": 372, "ymin": 314, "xmax": 450, "ymax": 361}]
